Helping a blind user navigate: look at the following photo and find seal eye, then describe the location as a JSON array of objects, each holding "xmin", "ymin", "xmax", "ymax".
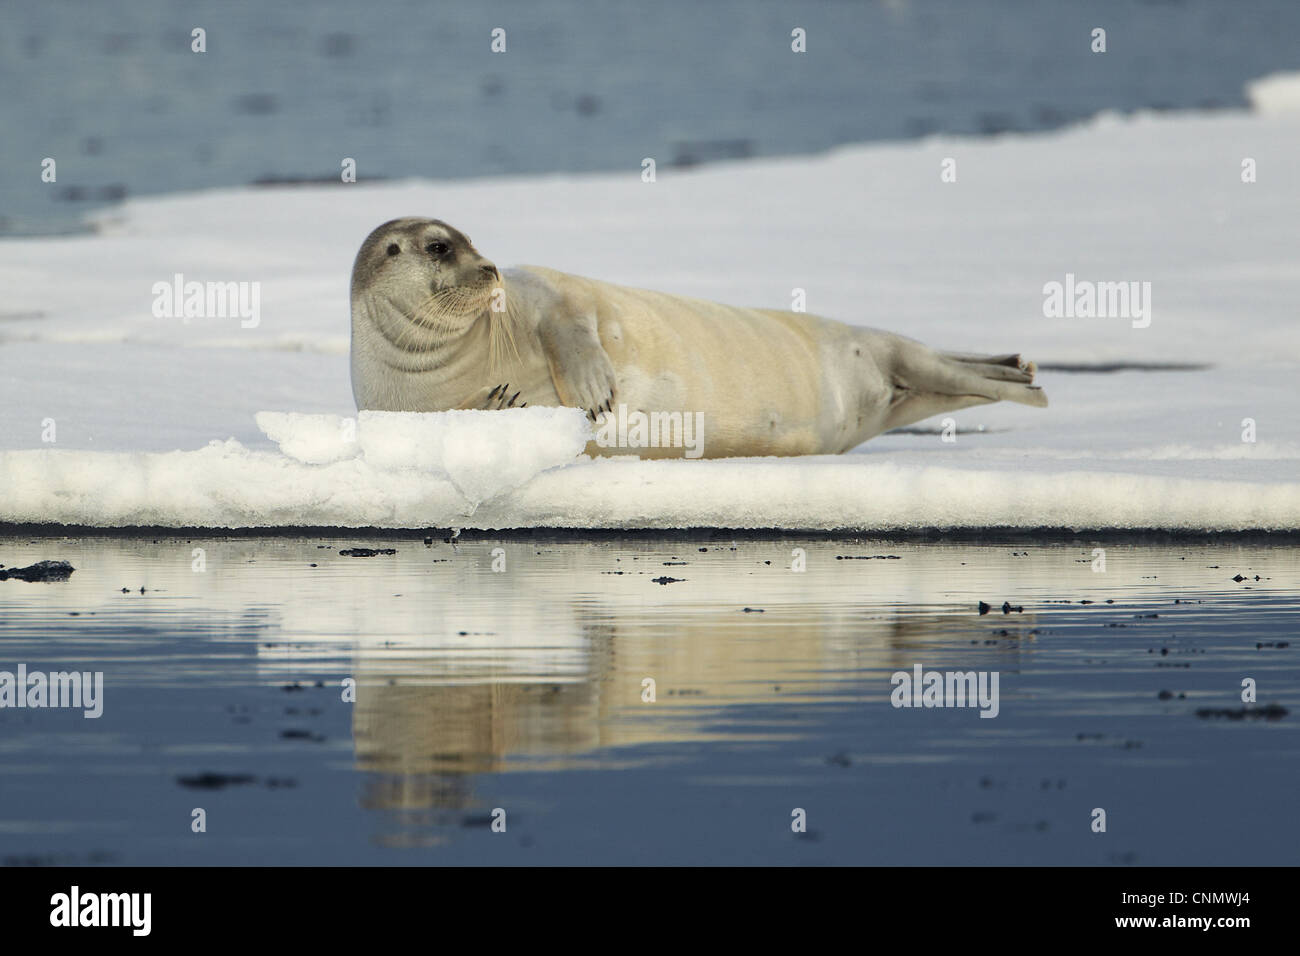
[
  {"xmin": 426, "ymin": 240, "xmax": 450, "ymax": 256},
  {"xmin": 386, "ymin": 243, "xmax": 400, "ymax": 256}
]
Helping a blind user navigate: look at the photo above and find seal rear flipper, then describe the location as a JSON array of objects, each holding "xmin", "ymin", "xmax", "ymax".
[
  {"xmin": 897, "ymin": 344, "xmax": 1048, "ymax": 407},
  {"xmin": 1005, "ymin": 383, "xmax": 1049, "ymax": 407},
  {"xmin": 941, "ymin": 351, "xmax": 1027, "ymax": 368},
  {"xmin": 880, "ymin": 381, "xmax": 1046, "ymax": 432},
  {"xmin": 881, "ymin": 391, "xmax": 996, "ymax": 432}
]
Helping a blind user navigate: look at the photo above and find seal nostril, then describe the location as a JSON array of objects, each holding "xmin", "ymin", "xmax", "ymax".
[
  {"xmin": 480, "ymin": 264, "xmax": 499, "ymax": 279},
  {"xmin": 386, "ymin": 243, "xmax": 400, "ymax": 256}
]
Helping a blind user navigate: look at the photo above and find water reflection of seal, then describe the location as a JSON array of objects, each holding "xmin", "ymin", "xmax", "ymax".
[{"xmin": 350, "ymin": 217, "xmax": 1047, "ymax": 459}]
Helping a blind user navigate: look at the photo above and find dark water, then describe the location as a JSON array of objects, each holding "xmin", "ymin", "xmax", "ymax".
[
  {"xmin": 3, "ymin": 0, "xmax": 1300, "ymax": 235},
  {"xmin": 0, "ymin": 534, "xmax": 1296, "ymax": 865}
]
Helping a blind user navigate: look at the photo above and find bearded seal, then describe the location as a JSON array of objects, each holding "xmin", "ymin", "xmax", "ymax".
[{"xmin": 350, "ymin": 217, "xmax": 1048, "ymax": 459}]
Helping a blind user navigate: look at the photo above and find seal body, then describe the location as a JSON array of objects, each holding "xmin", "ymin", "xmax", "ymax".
[{"xmin": 350, "ymin": 218, "xmax": 1048, "ymax": 459}]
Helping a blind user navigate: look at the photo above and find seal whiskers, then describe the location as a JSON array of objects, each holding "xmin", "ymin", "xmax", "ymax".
[{"xmin": 487, "ymin": 291, "xmax": 526, "ymax": 378}]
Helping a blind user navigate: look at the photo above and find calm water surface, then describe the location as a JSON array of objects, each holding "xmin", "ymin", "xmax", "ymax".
[
  {"xmin": 6, "ymin": 0, "xmax": 1300, "ymax": 234},
  {"xmin": 0, "ymin": 534, "xmax": 1296, "ymax": 865}
]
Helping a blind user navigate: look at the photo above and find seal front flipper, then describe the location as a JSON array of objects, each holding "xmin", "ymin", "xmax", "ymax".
[
  {"xmin": 457, "ymin": 384, "xmax": 527, "ymax": 410},
  {"xmin": 536, "ymin": 309, "xmax": 616, "ymax": 420}
]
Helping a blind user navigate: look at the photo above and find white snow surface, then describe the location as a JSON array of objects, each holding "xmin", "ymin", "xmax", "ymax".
[{"xmin": 1, "ymin": 99, "xmax": 1298, "ymax": 531}]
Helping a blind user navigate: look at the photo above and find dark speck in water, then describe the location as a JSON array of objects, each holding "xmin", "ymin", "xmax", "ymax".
[{"xmin": 177, "ymin": 772, "xmax": 257, "ymax": 790}]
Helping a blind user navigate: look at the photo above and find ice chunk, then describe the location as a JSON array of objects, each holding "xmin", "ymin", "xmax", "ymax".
[
  {"xmin": 359, "ymin": 408, "xmax": 591, "ymax": 505},
  {"xmin": 1247, "ymin": 72, "xmax": 1300, "ymax": 113},
  {"xmin": 255, "ymin": 412, "xmax": 359, "ymax": 464},
  {"xmin": 258, "ymin": 407, "xmax": 593, "ymax": 506}
]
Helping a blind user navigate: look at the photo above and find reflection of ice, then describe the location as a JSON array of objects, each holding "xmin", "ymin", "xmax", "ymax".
[
  {"xmin": 231, "ymin": 536, "xmax": 1297, "ymax": 809},
  {"xmin": 258, "ymin": 590, "xmax": 593, "ymax": 685},
  {"xmin": 9, "ymin": 534, "xmax": 1296, "ymax": 820},
  {"xmin": 220, "ymin": 538, "xmax": 1050, "ymax": 794}
]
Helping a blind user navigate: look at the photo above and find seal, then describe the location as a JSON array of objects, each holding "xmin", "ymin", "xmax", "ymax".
[{"xmin": 350, "ymin": 217, "xmax": 1048, "ymax": 459}]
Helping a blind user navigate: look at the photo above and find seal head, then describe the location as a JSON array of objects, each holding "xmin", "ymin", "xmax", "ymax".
[{"xmin": 351, "ymin": 217, "xmax": 500, "ymax": 346}]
